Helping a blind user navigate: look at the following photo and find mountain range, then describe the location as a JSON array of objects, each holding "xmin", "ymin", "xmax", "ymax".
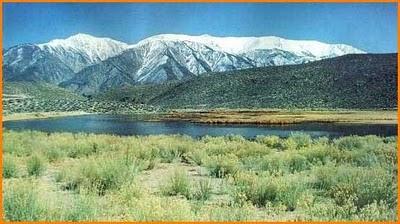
[{"xmin": 4, "ymin": 33, "xmax": 365, "ymax": 94}]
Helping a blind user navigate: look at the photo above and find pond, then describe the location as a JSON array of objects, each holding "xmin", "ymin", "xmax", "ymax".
[{"xmin": 3, "ymin": 114, "xmax": 397, "ymax": 138}]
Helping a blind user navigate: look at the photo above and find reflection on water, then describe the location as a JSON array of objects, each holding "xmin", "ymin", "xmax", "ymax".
[{"xmin": 3, "ymin": 114, "xmax": 397, "ymax": 138}]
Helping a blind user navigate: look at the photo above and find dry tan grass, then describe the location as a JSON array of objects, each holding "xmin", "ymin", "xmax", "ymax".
[
  {"xmin": 161, "ymin": 109, "xmax": 397, "ymax": 125},
  {"xmin": 3, "ymin": 111, "xmax": 91, "ymax": 121}
]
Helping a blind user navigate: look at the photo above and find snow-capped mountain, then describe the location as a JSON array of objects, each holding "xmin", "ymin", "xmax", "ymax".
[
  {"xmin": 4, "ymin": 34, "xmax": 129, "ymax": 84},
  {"xmin": 3, "ymin": 44, "xmax": 76, "ymax": 84},
  {"xmin": 135, "ymin": 34, "xmax": 364, "ymax": 59},
  {"xmin": 62, "ymin": 38, "xmax": 256, "ymax": 94},
  {"xmin": 4, "ymin": 33, "xmax": 365, "ymax": 92},
  {"xmin": 38, "ymin": 33, "xmax": 129, "ymax": 72}
]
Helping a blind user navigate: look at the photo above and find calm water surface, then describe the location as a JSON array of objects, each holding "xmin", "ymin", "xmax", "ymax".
[{"xmin": 3, "ymin": 114, "xmax": 397, "ymax": 138}]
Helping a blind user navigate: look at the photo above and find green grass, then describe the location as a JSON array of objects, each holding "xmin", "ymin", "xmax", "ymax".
[
  {"xmin": 161, "ymin": 169, "xmax": 191, "ymax": 199},
  {"xmin": 26, "ymin": 154, "xmax": 46, "ymax": 177},
  {"xmin": 2, "ymin": 130, "xmax": 398, "ymax": 221},
  {"xmin": 193, "ymin": 179, "xmax": 212, "ymax": 201},
  {"xmin": 3, "ymin": 156, "xmax": 18, "ymax": 178},
  {"xmin": 3, "ymin": 180, "xmax": 44, "ymax": 221}
]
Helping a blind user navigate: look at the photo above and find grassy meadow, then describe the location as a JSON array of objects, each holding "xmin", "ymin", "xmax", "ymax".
[{"xmin": 2, "ymin": 130, "xmax": 397, "ymax": 221}]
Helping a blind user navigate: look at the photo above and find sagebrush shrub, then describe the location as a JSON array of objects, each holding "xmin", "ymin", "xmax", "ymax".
[
  {"xmin": 64, "ymin": 156, "xmax": 136, "ymax": 195},
  {"xmin": 3, "ymin": 180, "xmax": 44, "ymax": 221},
  {"xmin": 3, "ymin": 156, "xmax": 18, "ymax": 178},
  {"xmin": 193, "ymin": 179, "xmax": 212, "ymax": 201},
  {"xmin": 205, "ymin": 154, "xmax": 239, "ymax": 178},
  {"xmin": 161, "ymin": 169, "xmax": 191, "ymax": 198},
  {"xmin": 232, "ymin": 172, "xmax": 278, "ymax": 207},
  {"xmin": 255, "ymin": 135, "xmax": 281, "ymax": 148},
  {"xmin": 27, "ymin": 154, "xmax": 46, "ymax": 177}
]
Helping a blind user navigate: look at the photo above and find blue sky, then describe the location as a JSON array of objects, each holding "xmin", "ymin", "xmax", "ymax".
[{"xmin": 3, "ymin": 3, "xmax": 397, "ymax": 53}]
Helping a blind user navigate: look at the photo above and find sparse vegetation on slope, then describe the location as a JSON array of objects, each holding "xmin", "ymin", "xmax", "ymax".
[
  {"xmin": 3, "ymin": 82, "xmax": 159, "ymax": 115},
  {"xmin": 4, "ymin": 54, "xmax": 397, "ymax": 116},
  {"xmin": 99, "ymin": 54, "xmax": 397, "ymax": 110}
]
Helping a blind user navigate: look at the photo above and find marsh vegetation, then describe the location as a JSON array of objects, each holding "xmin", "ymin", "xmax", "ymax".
[{"xmin": 3, "ymin": 130, "xmax": 397, "ymax": 221}]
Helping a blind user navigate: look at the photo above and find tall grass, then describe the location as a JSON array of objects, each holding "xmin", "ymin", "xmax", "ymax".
[
  {"xmin": 3, "ymin": 156, "xmax": 18, "ymax": 178},
  {"xmin": 62, "ymin": 156, "xmax": 137, "ymax": 195},
  {"xmin": 161, "ymin": 169, "xmax": 191, "ymax": 198},
  {"xmin": 193, "ymin": 179, "xmax": 212, "ymax": 201},
  {"xmin": 2, "ymin": 130, "xmax": 397, "ymax": 221},
  {"xmin": 26, "ymin": 154, "xmax": 46, "ymax": 177},
  {"xmin": 3, "ymin": 180, "xmax": 43, "ymax": 221}
]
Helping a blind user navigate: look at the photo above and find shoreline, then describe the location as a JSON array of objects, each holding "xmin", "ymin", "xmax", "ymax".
[
  {"xmin": 158, "ymin": 109, "xmax": 398, "ymax": 125},
  {"xmin": 2, "ymin": 111, "xmax": 92, "ymax": 122},
  {"xmin": 2, "ymin": 109, "xmax": 397, "ymax": 125}
]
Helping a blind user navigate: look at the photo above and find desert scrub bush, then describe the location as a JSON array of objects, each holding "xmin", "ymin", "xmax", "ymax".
[
  {"xmin": 276, "ymin": 179, "xmax": 308, "ymax": 211},
  {"xmin": 129, "ymin": 195, "xmax": 193, "ymax": 221},
  {"xmin": 61, "ymin": 194, "xmax": 97, "ymax": 221},
  {"xmin": 306, "ymin": 198, "xmax": 396, "ymax": 221},
  {"xmin": 357, "ymin": 201, "xmax": 397, "ymax": 221},
  {"xmin": 144, "ymin": 158, "xmax": 157, "ymax": 170},
  {"xmin": 129, "ymin": 144, "xmax": 154, "ymax": 161},
  {"xmin": 201, "ymin": 136, "xmax": 235, "ymax": 156},
  {"xmin": 305, "ymin": 198, "xmax": 344, "ymax": 221},
  {"xmin": 26, "ymin": 154, "xmax": 46, "ymax": 177},
  {"xmin": 193, "ymin": 179, "xmax": 212, "ymax": 201},
  {"xmin": 250, "ymin": 179, "xmax": 279, "ymax": 208},
  {"xmin": 333, "ymin": 136, "xmax": 366, "ymax": 151},
  {"xmin": 287, "ymin": 154, "xmax": 311, "ymax": 173},
  {"xmin": 197, "ymin": 203, "xmax": 256, "ymax": 221},
  {"xmin": 3, "ymin": 131, "xmax": 34, "ymax": 156},
  {"xmin": 299, "ymin": 144, "xmax": 333, "ymax": 165},
  {"xmin": 149, "ymin": 135, "xmax": 195, "ymax": 162},
  {"xmin": 205, "ymin": 154, "xmax": 240, "ymax": 178},
  {"xmin": 231, "ymin": 171, "xmax": 278, "ymax": 207},
  {"xmin": 63, "ymin": 156, "xmax": 136, "ymax": 195},
  {"xmin": 234, "ymin": 141, "xmax": 272, "ymax": 159},
  {"xmin": 185, "ymin": 148, "xmax": 209, "ymax": 166},
  {"xmin": 3, "ymin": 180, "xmax": 44, "ymax": 221},
  {"xmin": 240, "ymin": 156, "xmax": 265, "ymax": 171},
  {"xmin": 255, "ymin": 135, "xmax": 281, "ymax": 148},
  {"xmin": 66, "ymin": 140, "xmax": 99, "ymax": 158},
  {"xmin": 115, "ymin": 182, "xmax": 143, "ymax": 205},
  {"xmin": 225, "ymin": 134, "xmax": 247, "ymax": 143},
  {"xmin": 158, "ymin": 147, "xmax": 182, "ymax": 163},
  {"xmin": 347, "ymin": 149, "xmax": 378, "ymax": 167},
  {"xmin": 161, "ymin": 169, "xmax": 191, "ymax": 198},
  {"xmin": 44, "ymin": 147, "xmax": 66, "ymax": 162},
  {"xmin": 258, "ymin": 151, "xmax": 310, "ymax": 174},
  {"xmin": 259, "ymin": 154, "xmax": 289, "ymax": 175},
  {"xmin": 3, "ymin": 156, "xmax": 18, "ymax": 178},
  {"xmin": 283, "ymin": 133, "xmax": 313, "ymax": 150},
  {"xmin": 54, "ymin": 168, "xmax": 67, "ymax": 183},
  {"xmin": 314, "ymin": 165, "xmax": 396, "ymax": 209}
]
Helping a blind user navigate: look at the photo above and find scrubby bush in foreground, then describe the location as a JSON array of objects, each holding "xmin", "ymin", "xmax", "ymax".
[{"xmin": 2, "ymin": 130, "xmax": 397, "ymax": 221}]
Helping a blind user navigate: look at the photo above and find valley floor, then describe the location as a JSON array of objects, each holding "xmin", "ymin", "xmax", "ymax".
[
  {"xmin": 2, "ymin": 111, "xmax": 91, "ymax": 121},
  {"xmin": 160, "ymin": 109, "xmax": 398, "ymax": 125},
  {"xmin": 3, "ymin": 130, "xmax": 397, "ymax": 221},
  {"xmin": 3, "ymin": 109, "xmax": 397, "ymax": 124}
]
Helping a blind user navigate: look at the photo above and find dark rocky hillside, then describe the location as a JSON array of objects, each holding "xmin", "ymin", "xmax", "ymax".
[{"xmin": 101, "ymin": 53, "xmax": 397, "ymax": 109}]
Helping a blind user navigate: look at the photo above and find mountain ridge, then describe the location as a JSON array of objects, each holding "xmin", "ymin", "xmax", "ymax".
[
  {"xmin": 4, "ymin": 33, "xmax": 366, "ymax": 92},
  {"xmin": 96, "ymin": 53, "xmax": 397, "ymax": 110}
]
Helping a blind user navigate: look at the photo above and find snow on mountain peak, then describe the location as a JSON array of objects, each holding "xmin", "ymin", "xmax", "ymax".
[
  {"xmin": 4, "ymin": 33, "xmax": 367, "ymax": 86},
  {"xmin": 39, "ymin": 33, "xmax": 128, "ymax": 48},
  {"xmin": 37, "ymin": 33, "xmax": 129, "ymax": 72},
  {"xmin": 134, "ymin": 33, "xmax": 365, "ymax": 59},
  {"xmin": 39, "ymin": 33, "xmax": 129, "ymax": 55}
]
